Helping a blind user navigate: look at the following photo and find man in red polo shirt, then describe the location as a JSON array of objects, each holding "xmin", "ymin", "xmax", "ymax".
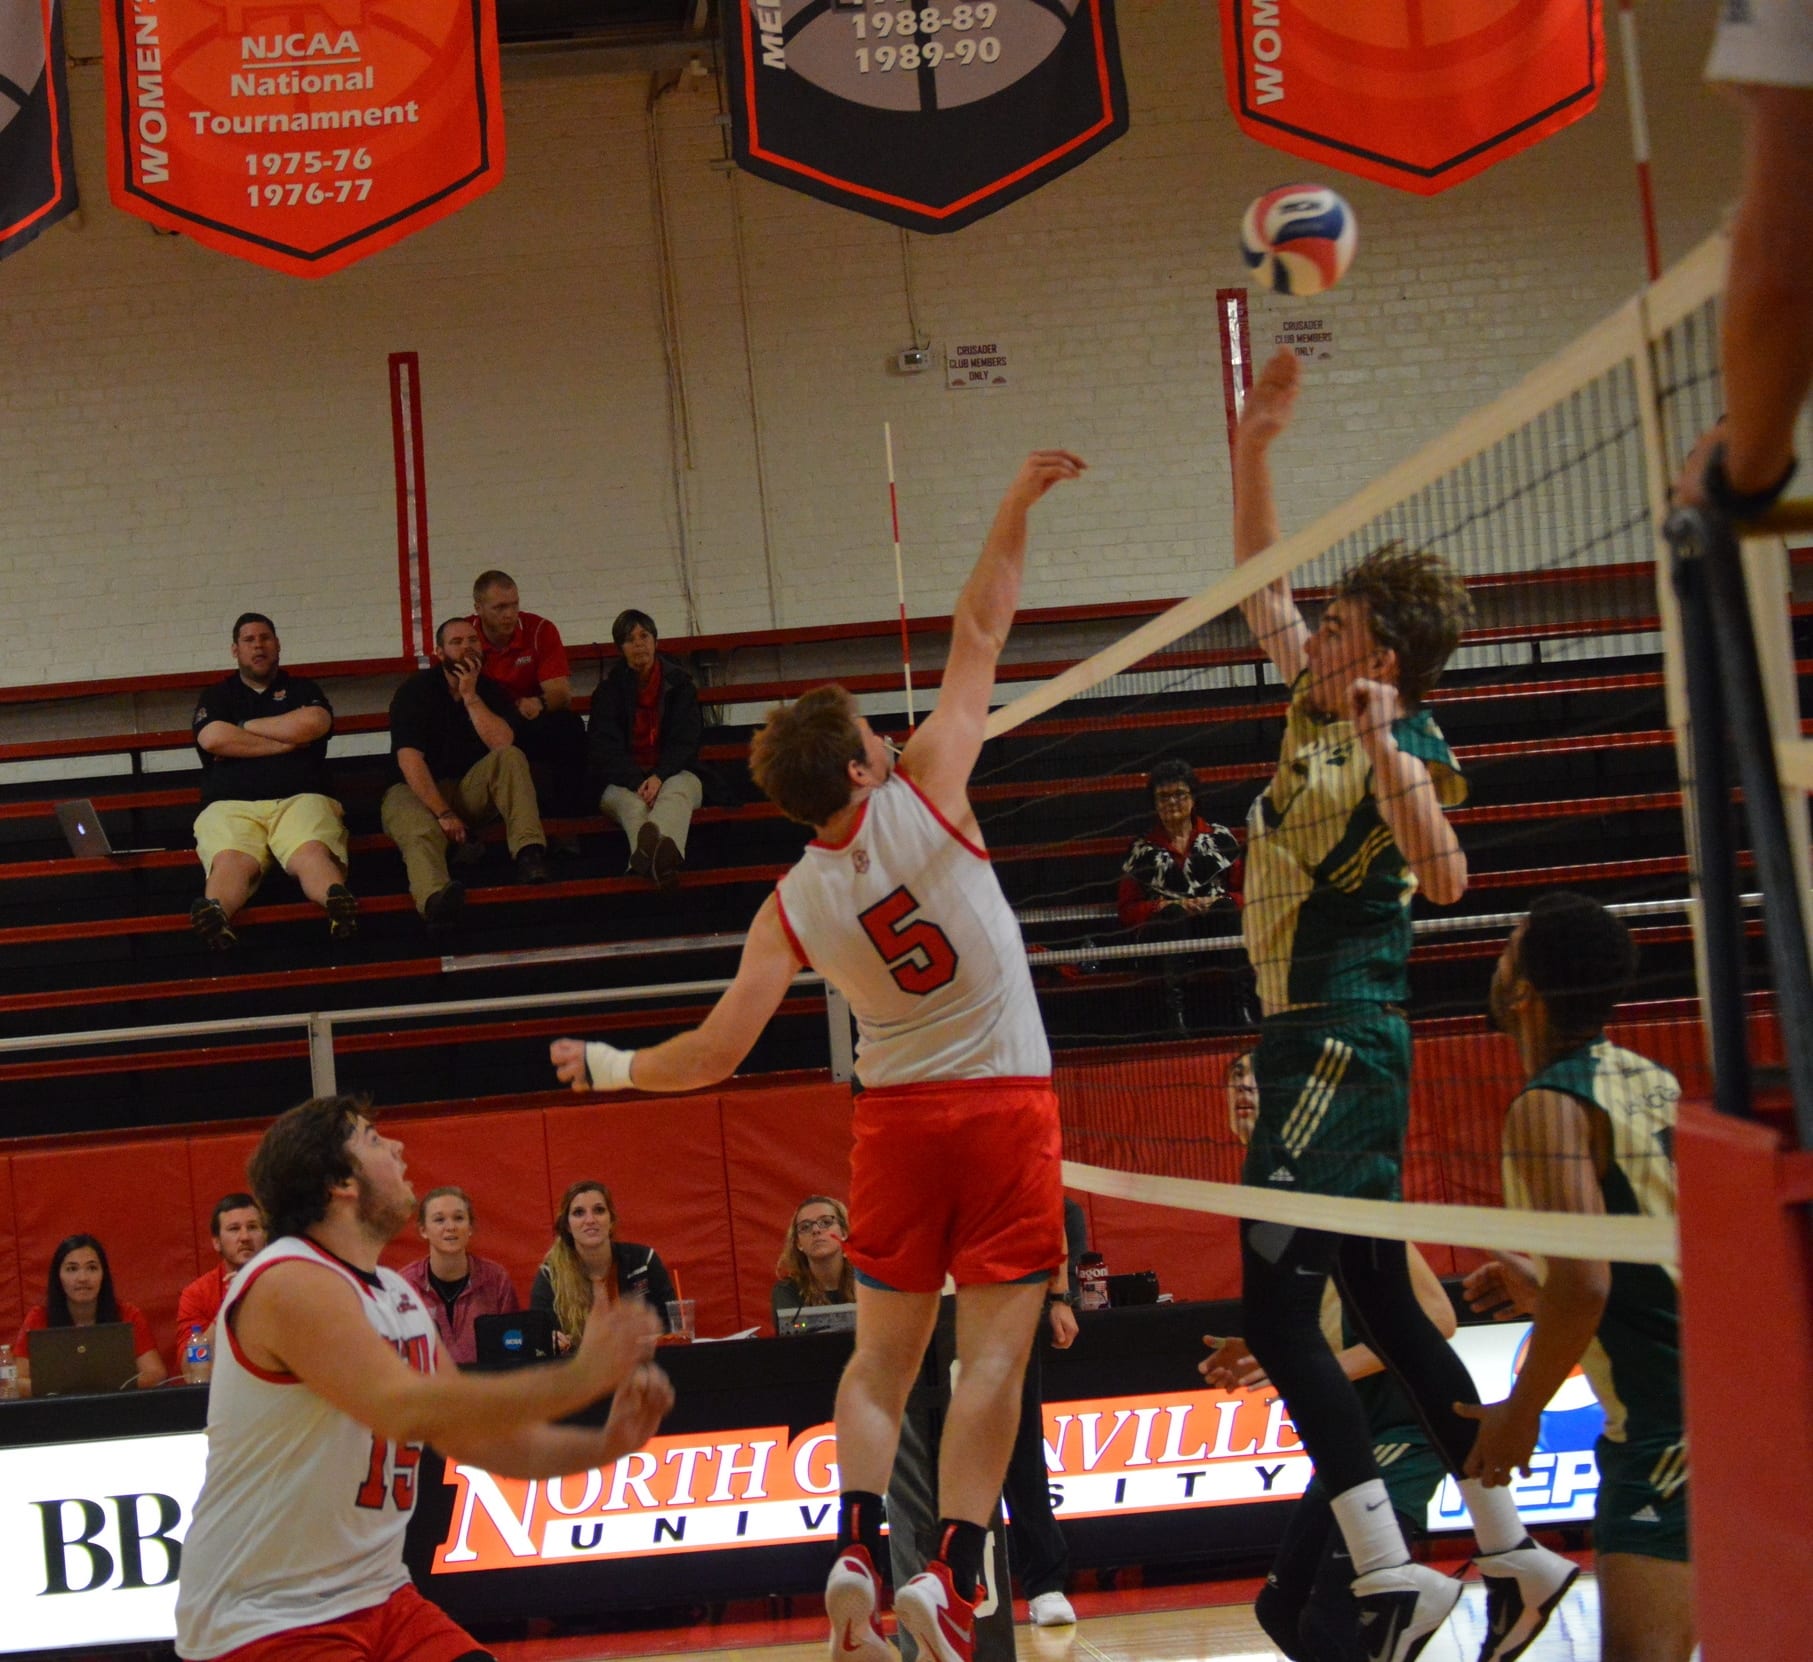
[
  {"xmin": 470, "ymin": 570, "xmax": 589, "ymax": 816},
  {"xmin": 176, "ymin": 1192, "xmax": 267, "ymax": 1351}
]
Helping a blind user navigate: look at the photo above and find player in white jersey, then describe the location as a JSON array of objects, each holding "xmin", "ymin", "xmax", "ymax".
[
  {"xmin": 175, "ymin": 1096, "xmax": 672, "ymax": 1662},
  {"xmin": 551, "ymin": 450, "xmax": 1085, "ymax": 1662}
]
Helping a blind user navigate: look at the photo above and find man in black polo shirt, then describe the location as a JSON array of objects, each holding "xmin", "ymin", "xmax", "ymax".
[
  {"xmin": 190, "ymin": 613, "xmax": 355, "ymax": 951},
  {"xmin": 381, "ymin": 616, "xmax": 550, "ymax": 933}
]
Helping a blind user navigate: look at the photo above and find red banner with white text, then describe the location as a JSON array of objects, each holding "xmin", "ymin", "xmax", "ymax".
[
  {"xmin": 100, "ymin": 0, "xmax": 504, "ymax": 278},
  {"xmin": 1221, "ymin": 1, "xmax": 1604, "ymax": 196}
]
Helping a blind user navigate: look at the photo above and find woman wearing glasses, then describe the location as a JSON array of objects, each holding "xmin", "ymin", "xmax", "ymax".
[{"xmin": 772, "ymin": 1195, "xmax": 855, "ymax": 1332}]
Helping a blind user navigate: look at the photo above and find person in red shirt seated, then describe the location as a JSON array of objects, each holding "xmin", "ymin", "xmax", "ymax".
[
  {"xmin": 398, "ymin": 1186, "xmax": 520, "ymax": 1367},
  {"xmin": 176, "ymin": 1192, "xmax": 267, "ymax": 1353},
  {"xmin": 12, "ymin": 1233, "xmax": 166, "ymax": 1397},
  {"xmin": 470, "ymin": 569, "xmax": 589, "ymax": 816},
  {"xmin": 585, "ymin": 610, "xmax": 704, "ymax": 895}
]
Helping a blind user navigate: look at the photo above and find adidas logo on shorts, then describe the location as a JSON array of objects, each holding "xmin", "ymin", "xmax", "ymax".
[
  {"xmin": 1630, "ymin": 1504, "xmax": 1661, "ymax": 1524},
  {"xmin": 1267, "ymin": 1167, "xmax": 1296, "ymax": 1184}
]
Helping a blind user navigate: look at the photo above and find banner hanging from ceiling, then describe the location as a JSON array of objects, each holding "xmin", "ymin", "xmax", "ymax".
[
  {"xmin": 100, "ymin": 0, "xmax": 504, "ymax": 278},
  {"xmin": 0, "ymin": 0, "xmax": 79, "ymax": 262},
  {"xmin": 1221, "ymin": 1, "xmax": 1604, "ymax": 196},
  {"xmin": 722, "ymin": 0, "xmax": 1129, "ymax": 235}
]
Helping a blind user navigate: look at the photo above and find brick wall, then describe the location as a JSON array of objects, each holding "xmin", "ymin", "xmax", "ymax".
[{"xmin": 0, "ymin": 5, "xmax": 1740, "ymax": 688}]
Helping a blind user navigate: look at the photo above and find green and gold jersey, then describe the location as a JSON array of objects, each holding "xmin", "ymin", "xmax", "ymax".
[
  {"xmin": 1243, "ymin": 674, "xmax": 1465, "ymax": 1014},
  {"xmin": 1505, "ymin": 1039, "xmax": 1683, "ymax": 1445}
]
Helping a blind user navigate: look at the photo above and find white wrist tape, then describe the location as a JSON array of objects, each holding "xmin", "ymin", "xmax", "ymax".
[{"xmin": 584, "ymin": 1042, "xmax": 637, "ymax": 1091}]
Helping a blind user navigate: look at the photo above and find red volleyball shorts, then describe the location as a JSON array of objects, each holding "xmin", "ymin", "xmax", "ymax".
[
  {"xmin": 196, "ymin": 1585, "xmax": 485, "ymax": 1662},
  {"xmin": 844, "ymin": 1078, "xmax": 1064, "ymax": 1293}
]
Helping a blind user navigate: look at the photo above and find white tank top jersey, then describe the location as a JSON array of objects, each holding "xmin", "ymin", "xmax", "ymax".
[
  {"xmin": 774, "ymin": 771, "xmax": 1050, "ymax": 1088},
  {"xmin": 174, "ymin": 1237, "xmax": 440, "ymax": 1660}
]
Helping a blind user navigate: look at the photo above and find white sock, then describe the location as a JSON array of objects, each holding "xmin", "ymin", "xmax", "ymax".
[
  {"xmin": 1459, "ymin": 1477, "xmax": 1528, "ymax": 1556},
  {"xmin": 1329, "ymin": 1479, "xmax": 1409, "ymax": 1576}
]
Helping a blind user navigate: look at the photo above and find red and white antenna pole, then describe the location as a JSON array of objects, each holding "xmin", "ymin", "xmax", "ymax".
[
  {"xmin": 884, "ymin": 422, "xmax": 916, "ymax": 727},
  {"xmin": 1617, "ymin": 0, "xmax": 1662, "ymax": 283}
]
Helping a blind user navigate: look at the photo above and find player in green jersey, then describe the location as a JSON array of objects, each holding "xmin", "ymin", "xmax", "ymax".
[
  {"xmin": 1462, "ymin": 893, "xmax": 1692, "ymax": 1662},
  {"xmin": 1231, "ymin": 348, "xmax": 1575, "ymax": 1662}
]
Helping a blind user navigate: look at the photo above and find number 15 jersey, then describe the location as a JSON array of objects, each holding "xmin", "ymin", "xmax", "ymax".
[
  {"xmin": 175, "ymin": 1237, "xmax": 439, "ymax": 1660},
  {"xmin": 774, "ymin": 771, "xmax": 1050, "ymax": 1089}
]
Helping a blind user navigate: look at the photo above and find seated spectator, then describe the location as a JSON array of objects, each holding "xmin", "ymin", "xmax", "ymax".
[
  {"xmin": 470, "ymin": 570, "xmax": 589, "ymax": 816},
  {"xmin": 189, "ymin": 612, "xmax": 356, "ymax": 950},
  {"xmin": 12, "ymin": 1234, "xmax": 167, "ymax": 1396},
  {"xmin": 175, "ymin": 1192, "xmax": 267, "ymax": 1352},
  {"xmin": 771, "ymin": 1195, "xmax": 855, "ymax": 1329},
  {"xmin": 586, "ymin": 609, "xmax": 704, "ymax": 894},
  {"xmin": 381, "ymin": 617, "xmax": 550, "ymax": 934},
  {"xmin": 1117, "ymin": 759, "xmax": 1240, "ymax": 928},
  {"xmin": 398, "ymin": 1186, "xmax": 519, "ymax": 1366},
  {"xmin": 530, "ymin": 1180, "xmax": 676, "ymax": 1344}
]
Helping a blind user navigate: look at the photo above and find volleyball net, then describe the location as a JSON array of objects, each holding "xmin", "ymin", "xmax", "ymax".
[{"xmin": 978, "ymin": 230, "xmax": 1806, "ymax": 1270}]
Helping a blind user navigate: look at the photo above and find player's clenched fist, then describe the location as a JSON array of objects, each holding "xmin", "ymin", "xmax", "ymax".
[
  {"xmin": 550, "ymin": 1037, "xmax": 635, "ymax": 1091},
  {"xmin": 1005, "ymin": 449, "xmax": 1087, "ymax": 507}
]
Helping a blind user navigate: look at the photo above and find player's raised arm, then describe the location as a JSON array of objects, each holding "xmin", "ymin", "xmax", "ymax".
[
  {"xmin": 551, "ymin": 893, "xmax": 804, "ymax": 1095},
  {"xmin": 899, "ymin": 450, "xmax": 1084, "ymax": 819},
  {"xmin": 1232, "ymin": 348, "xmax": 1310, "ymax": 683}
]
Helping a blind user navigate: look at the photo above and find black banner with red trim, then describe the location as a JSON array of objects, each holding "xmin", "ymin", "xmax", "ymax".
[
  {"xmin": 723, "ymin": 0, "xmax": 1128, "ymax": 235},
  {"xmin": 0, "ymin": 0, "xmax": 78, "ymax": 263}
]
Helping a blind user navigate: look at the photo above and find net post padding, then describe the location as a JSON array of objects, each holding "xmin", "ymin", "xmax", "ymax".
[
  {"xmin": 1677, "ymin": 1103, "xmax": 1813, "ymax": 1659},
  {"xmin": 1060, "ymin": 1160, "xmax": 1677, "ymax": 1266}
]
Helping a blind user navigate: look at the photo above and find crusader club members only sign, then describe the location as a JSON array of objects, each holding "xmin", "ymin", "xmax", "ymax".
[
  {"xmin": 724, "ymin": 0, "xmax": 1128, "ymax": 234},
  {"xmin": 101, "ymin": 0, "xmax": 504, "ymax": 278}
]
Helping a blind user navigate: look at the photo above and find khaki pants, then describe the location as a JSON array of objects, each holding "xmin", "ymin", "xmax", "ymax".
[
  {"xmin": 600, "ymin": 769, "xmax": 702, "ymax": 862},
  {"xmin": 381, "ymin": 749, "xmax": 545, "ymax": 914}
]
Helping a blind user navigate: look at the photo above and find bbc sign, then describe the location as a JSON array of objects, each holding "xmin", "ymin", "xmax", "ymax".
[{"xmin": 0, "ymin": 1434, "xmax": 204, "ymax": 1651}]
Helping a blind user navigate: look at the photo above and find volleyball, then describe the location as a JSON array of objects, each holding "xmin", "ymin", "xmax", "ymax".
[{"xmin": 1240, "ymin": 184, "xmax": 1358, "ymax": 296}]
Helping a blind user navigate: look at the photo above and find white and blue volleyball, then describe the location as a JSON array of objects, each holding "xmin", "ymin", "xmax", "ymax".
[{"xmin": 1240, "ymin": 184, "xmax": 1358, "ymax": 297}]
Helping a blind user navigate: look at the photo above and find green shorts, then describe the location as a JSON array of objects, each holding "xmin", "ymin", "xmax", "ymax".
[
  {"xmin": 1243, "ymin": 1005, "xmax": 1411, "ymax": 1200},
  {"xmin": 1593, "ymin": 1431, "xmax": 1690, "ymax": 1562}
]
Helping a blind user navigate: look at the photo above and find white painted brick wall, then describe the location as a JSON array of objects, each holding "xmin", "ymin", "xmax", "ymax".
[{"xmin": 0, "ymin": 4, "xmax": 1740, "ymax": 688}]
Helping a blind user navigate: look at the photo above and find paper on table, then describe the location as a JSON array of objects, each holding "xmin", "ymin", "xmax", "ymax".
[{"xmin": 694, "ymin": 1327, "xmax": 762, "ymax": 1343}]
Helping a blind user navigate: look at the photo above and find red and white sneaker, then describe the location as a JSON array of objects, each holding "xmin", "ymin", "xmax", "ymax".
[
  {"xmin": 825, "ymin": 1545, "xmax": 894, "ymax": 1662},
  {"xmin": 894, "ymin": 1560, "xmax": 977, "ymax": 1662}
]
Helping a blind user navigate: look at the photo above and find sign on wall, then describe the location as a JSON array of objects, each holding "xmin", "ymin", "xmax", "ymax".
[
  {"xmin": 1272, "ymin": 317, "xmax": 1332, "ymax": 361},
  {"xmin": 947, "ymin": 339, "xmax": 1008, "ymax": 388},
  {"xmin": 722, "ymin": 1, "xmax": 1129, "ymax": 235},
  {"xmin": 0, "ymin": 0, "xmax": 79, "ymax": 262},
  {"xmin": 99, "ymin": 0, "xmax": 504, "ymax": 278},
  {"xmin": 1220, "ymin": 1, "xmax": 1604, "ymax": 196}
]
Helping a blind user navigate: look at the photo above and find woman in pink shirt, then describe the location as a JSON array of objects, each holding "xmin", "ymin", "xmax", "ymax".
[{"xmin": 399, "ymin": 1187, "xmax": 519, "ymax": 1366}]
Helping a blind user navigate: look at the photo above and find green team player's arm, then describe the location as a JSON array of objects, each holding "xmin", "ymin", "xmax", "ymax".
[
  {"xmin": 1349, "ymin": 678, "xmax": 1466, "ymax": 906},
  {"xmin": 1231, "ymin": 348, "xmax": 1310, "ymax": 683},
  {"xmin": 1454, "ymin": 1087, "xmax": 1609, "ymax": 1485},
  {"xmin": 1335, "ymin": 1244, "xmax": 1455, "ymax": 1382}
]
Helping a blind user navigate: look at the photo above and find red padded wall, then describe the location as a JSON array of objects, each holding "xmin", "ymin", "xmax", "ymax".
[
  {"xmin": 543, "ymin": 1094, "xmax": 738, "ymax": 1339},
  {"xmin": 370, "ymin": 1109, "xmax": 554, "ymax": 1304},
  {"xmin": 721, "ymin": 1082, "xmax": 856, "ymax": 1332},
  {"xmin": 0, "ymin": 1156, "xmax": 20, "ymax": 1347},
  {"xmin": 10, "ymin": 1140, "xmax": 198, "ymax": 1364},
  {"xmin": 185, "ymin": 1133, "xmax": 263, "ymax": 1267}
]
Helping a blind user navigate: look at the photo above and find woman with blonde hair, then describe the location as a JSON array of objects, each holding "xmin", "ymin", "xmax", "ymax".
[
  {"xmin": 771, "ymin": 1195, "xmax": 855, "ymax": 1331},
  {"xmin": 530, "ymin": 1180, "xmax": 676, "ymax": 1343}
]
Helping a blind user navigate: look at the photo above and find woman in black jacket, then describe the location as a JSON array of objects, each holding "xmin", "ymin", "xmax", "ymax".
[{"xmin": 531, "ymin": 1179, "xmax": 677, "ymax": 1341}]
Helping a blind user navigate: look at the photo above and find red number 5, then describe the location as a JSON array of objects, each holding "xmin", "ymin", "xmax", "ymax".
[{"xmin": 859, "ymin": 886, "xmax": 959, "ymax": 994}]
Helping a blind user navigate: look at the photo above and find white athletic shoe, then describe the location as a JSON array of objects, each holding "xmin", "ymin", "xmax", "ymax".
[
  {"xmin": 1027, "ymin": 1591, "xmax": 1077, "ymax": 1628},
  {"xmin": 1350, "ymin": 1561, "xmax": 1464, "ymax": 1662},
  {"xmin": 1473, "ymin": 1539, "xmax": 1580, "ymax": 1662},
  {"xmin": 894, "ymin": 1560, "xmax": 977, "ymax": 1662},
  {"xmin": 826, "ymin": 1545, "xmax": 894, "ymax": 1662}
]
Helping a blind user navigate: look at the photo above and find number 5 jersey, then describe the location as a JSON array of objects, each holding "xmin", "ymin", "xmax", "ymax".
[
  {"xmin": 773, "ymin": 770, "xmax": 1050, "ymax": 1087},
  {"xmin": 175, "ymin": 1237, "xmax": 439, "ymax": 1660}
]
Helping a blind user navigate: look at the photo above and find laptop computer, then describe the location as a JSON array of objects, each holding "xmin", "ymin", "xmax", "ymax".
[
  {"xmin": 56, "ymin": 800, "xmax": 160, "ymax": 858},
  {"xmin": 781, "ymin": 1303, "xmax": 857, "ymax": 1337},
  {"xmin": 474, "ymin": 1309, "xmax": 557, "ymax": 1367},
  {"xmin": 30, "ymin": 1323, "xmax": 141, "ymax": 1396}
]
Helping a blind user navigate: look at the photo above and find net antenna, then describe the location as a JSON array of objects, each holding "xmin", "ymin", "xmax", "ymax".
[{"xmin": 884, "ymin": 422, "xmax": 916, "ymax": 728}]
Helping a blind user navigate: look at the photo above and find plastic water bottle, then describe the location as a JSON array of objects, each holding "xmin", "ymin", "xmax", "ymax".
[
  {"xmin": 182, "ymin": 1330, "xmax": 212, "ymax": 1386},
  {"xmin": 0, "ymin": 1344, "xmax": 17, "ymax": 1400}
]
